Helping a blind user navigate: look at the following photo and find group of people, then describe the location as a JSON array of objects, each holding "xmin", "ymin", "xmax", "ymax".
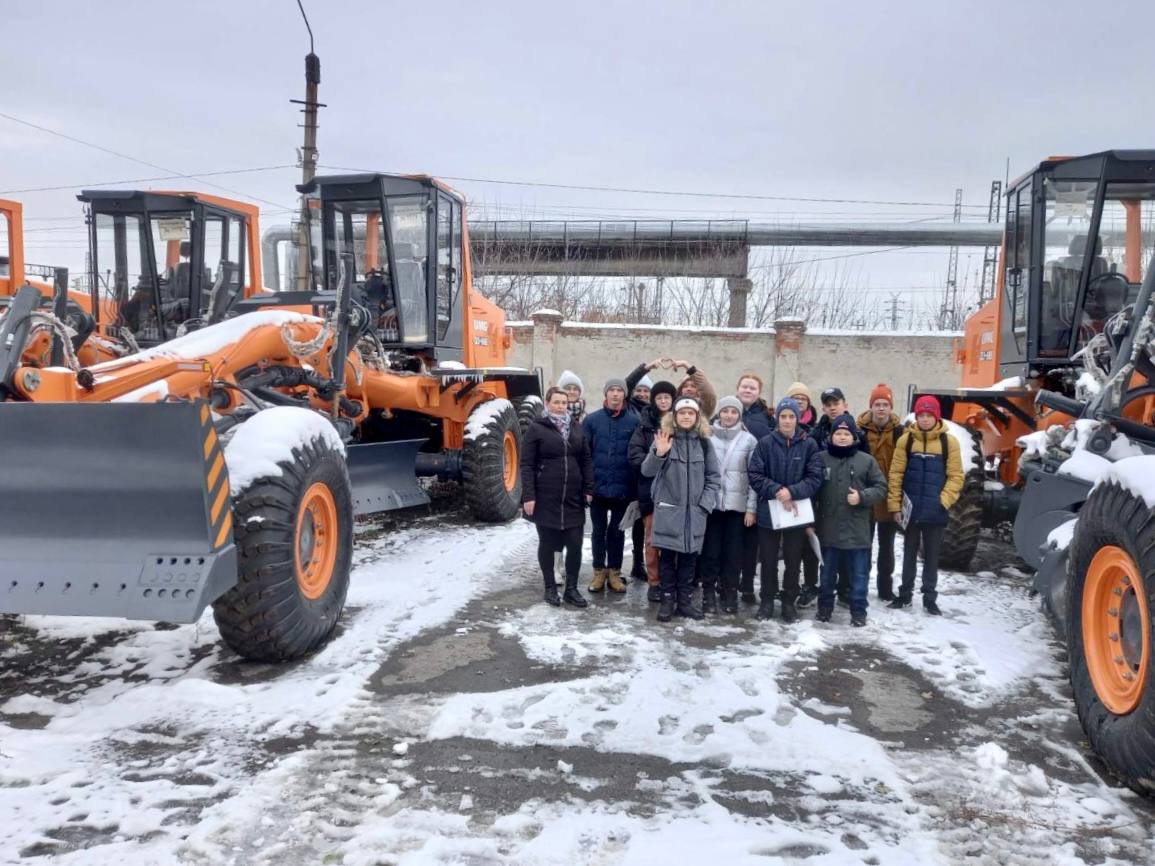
[{"xmin": 519, "ymin": 358, "xmax": 965, "ymax": 627}]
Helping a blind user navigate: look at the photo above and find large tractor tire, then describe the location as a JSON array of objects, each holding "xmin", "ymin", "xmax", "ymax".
[
  {"xmin": 514, "ymin": 394, "xmax": 544, "ymax": 436},
  {"xmin": 938, "ymin": 426, "xmax": 985, "ymax": 572},
  {"xmin": 463, "ymin": 398, "xmax": 522, "ymax": 523},
  {"xmin": 1067, "ymin": 480, "xmax": 1155, "ymax": 795},
  {"xmin": 213, "ymin": 425, "xmax": 353, "ymax": 662}
]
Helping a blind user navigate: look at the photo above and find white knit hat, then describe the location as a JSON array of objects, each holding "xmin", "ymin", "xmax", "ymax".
[
  {"xmin": 636, "ymin": 373, "xmax": 654, "ymax": 390},
  {"xmin": 674, "ymin": 396, "xmax": 701, "ymax": 415},
  {"xmin": 556, "ymin": 370, "xmax": 584, "ymax": 395}
]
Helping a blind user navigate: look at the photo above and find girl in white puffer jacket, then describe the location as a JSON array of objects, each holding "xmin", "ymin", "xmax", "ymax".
[{"xmin": 701, "ymin": 395, "xmax": 758, "ymax": 614}]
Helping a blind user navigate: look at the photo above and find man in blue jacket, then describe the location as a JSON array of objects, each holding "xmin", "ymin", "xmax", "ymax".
[
  {"xmin": 747, "ymin": 397, "xmax": 824, "ymax": 623},
  {"xmin": 583, "ymin": 378, "xmax": 641, "ymax": 593}
]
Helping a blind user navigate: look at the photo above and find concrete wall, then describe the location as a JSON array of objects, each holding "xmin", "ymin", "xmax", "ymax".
[{"xmin": 507, "ymin": 312, "xmax": 961, "ymax": 412}]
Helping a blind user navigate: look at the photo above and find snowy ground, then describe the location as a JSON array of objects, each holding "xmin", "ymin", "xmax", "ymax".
[{"xmin": 1, "ymin": 503, "xmax": 1153, "ymax": 865}]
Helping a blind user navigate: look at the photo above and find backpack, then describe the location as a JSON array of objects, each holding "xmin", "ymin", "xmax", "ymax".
[{"xmin": 906, "ymin": 430, "xmax": 951, "ymax": 460}]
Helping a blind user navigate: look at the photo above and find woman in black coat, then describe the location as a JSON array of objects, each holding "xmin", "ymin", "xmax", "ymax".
[{"xmin": 521, "ymin": 387, "xmax": 595, "ymax": 608}]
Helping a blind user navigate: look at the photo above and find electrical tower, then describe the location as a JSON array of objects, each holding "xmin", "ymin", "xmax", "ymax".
[
  {"xmin": 940, "ymin": 188, "xmax": 962, "ymax": 329},
  {"xmin": 886, "ymin": 293, "xmax": 903, "ymax": 330},
  {"xmin": 978, "ymin": 179, "xmax": 1003, "ymax": 303}
]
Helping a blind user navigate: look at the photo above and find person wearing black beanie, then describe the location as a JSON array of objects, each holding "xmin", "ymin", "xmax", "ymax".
[
  {"xmin": 628, "ymin": 379, "xmax": 679, "ymax": 600},
  {"xmin": 813, "ymin": 413, "xmax": 888, "ymax": 627}
]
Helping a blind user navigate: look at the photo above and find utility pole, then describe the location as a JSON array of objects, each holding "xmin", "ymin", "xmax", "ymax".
[
  {"xmin": 292, "ymin": 1, "xmax": 325, "ymax": 291},
  {"xmin": 979, "ymin": 179, "xmax": 1002, "ymax": 303},
  {"xmin": 941, "ymin": 187, "xmax": 962, "ymax": 329},
  {"xmin": 886, "ymin": 293, "xmax": 903, "ymax": 330}
]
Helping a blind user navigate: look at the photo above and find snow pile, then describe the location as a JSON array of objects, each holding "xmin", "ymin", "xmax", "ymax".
[
  {"xmin": 990, "ymin": 375, "xmax": 1025, "ymax": 391},
  {"xmin": 1047, "ymin": 518, "xmax": 1077, "ymax": 551},
  {"xmin": 127, "ymin": 310, "xmax": 323, "ymax": 362},
  {"xmin": 1017, "ymin": 425, "xmax": 1065, "ymax": 459},
  {"xmin": 110, "ymin": 380, "xmax": 170, "ymax": 403},
  {"xmin": 224, "ymin": 406, "xmax": 345, "ymax": 495},
  {"xmin": 1094, "ymin": 455, "xmax": 1155, "ymax": 509},
  {"xmin": 1061, "ymin": 418, "xmax": 1098, "ymax": 451},
  {"xmin": 1106, "ymin": 432, "xmax": 1146, "ymax": 461},
  {"xmin": 1076, "ymin": 370, "xmax": 1103, "ymax": 397},
  {"xmin": 464, "ymin": 397, "xmax": 513, "ymax": 441},
  {"xmin": 1056, "ymin": 449, "xmax": 1112, "ymax": 484},
  {"xmin": 437, "ymin": 360, "xmax": 466, "ymax": 370}
]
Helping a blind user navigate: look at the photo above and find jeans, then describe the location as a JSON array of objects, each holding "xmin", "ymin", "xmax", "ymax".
[
  {"xmin": 901, "ymin": 522, "xmax": 945, "ymax": 603},
  {"xmin": 757, "ymin": 526, "xmax": 806, "ymax": 603},
  {"xmin": 536, "ymin": 525, "xmax": 583, "ymax": 587},
  {"xmin": 659, "ymin": 548, "xmax": 699, "ymax": 599},
  {"xmin": 819, "ymin": 547, "xmax": 870, "ymax": 616},
  {"xmin": 871, "ymin": 519, "xmax": 899, "ymax": 595},
  {"xmin": 590, "ymin": 495, "xmax": 630, "ymax": 569},
  {"xmin": 643, "ymin": 513, "xmax": 661, "ymax": 585},
  {"xmin": 700, "ymin": 510, "xmax": 746, "ymax": 595}
]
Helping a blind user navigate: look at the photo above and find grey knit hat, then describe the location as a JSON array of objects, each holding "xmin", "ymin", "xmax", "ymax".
[
  {"xmin": 604, "ymin": 377, "xmax": 628, "ymax": 395},
  {"xmin": 716, "ymin": 395, "xmax": 743, "ymax": 415}
]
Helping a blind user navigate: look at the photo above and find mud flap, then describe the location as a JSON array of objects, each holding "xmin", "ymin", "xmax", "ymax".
[
  {"xmin": 346, "ymin": 439, "xmax": 430, "ymax": 516},
  {"xmin": 1013, "ymin": 470, "xmax": 1092, "ymax": 570},
  {"xmin": 0, "ymin": 400, "xmax": 237, "ymax": 623}
]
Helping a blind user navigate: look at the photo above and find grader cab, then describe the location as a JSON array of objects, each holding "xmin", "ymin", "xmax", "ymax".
[{"xmin": 0, "ymin": 173, "xmax": 540, "ymax": 662}]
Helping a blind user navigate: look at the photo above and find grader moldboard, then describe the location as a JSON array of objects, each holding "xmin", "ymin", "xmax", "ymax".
[
  {"xmin": 914, "ymin": 150, "xmax": 1155, "ymax": 794},
  {"xmin": 0, "ymin": 173, "xmax": 541, "ymax": 662}
]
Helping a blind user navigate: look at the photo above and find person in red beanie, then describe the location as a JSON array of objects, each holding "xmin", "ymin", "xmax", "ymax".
[
  {"xmin": 857, "ymin": 383, "xmax": 905, "ymax": 601},
  {"xmin": 886, "ymin": 395, "xmax": 964, "ymax": 615}
]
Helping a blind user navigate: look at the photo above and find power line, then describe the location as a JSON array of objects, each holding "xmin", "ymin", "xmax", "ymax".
[
  {"xmin": 0, "ymin": 111, "xmax": 295, "ymax": 209},
  {"xmin": 0, "ymin": 165, "xmax": 298, "ymax": 197},
  {"xmin": 318, "ymin": 163, "xmax": 992, "ymax": 210}
]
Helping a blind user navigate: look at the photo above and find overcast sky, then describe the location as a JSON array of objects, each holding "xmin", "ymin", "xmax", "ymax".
[{"xmin": 4, "ymin": 0, "xmax": 1154, "ymax": 307}]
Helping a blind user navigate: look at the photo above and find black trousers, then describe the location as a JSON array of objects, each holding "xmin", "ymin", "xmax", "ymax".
[
  {"xmin": 802, "ymin": 537, "xmax": 819, "ymax": 589},
  {"xmin": 590, "ymin": 495, "xmax": 630, "ymax": 569},
  {"xmin": 740, "ymin": 525, "xmax": 760, "ymax": 594},
  {"xmin": 659, "ymin": 548, "xmax": 699, "ymax": 598},
  {"xmin": 700, "ymin": 510, "xmax": 746, "ymax": 594},
  {"xmin": 631, "ymin": 517, "xmax": 646, "ymax": 573},
  {"xmin": 758, "ymin": 526, "xmax": 806, "ymax": 603},
  {"xmin": 872, "ymin": 519, "xmax": 899, "ymax": 594},
  {"xmin": 901, "ymin": 522, "xmax": 945, "ymax": 603},
  {"xmin": 536, "ymin": 525, "xmax": 583, "ymax": 586}
]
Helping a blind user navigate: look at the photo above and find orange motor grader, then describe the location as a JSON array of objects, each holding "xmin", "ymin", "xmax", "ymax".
[{"xmin": 0, "ymin": 173, "xmax": 540, "ymax": 662}]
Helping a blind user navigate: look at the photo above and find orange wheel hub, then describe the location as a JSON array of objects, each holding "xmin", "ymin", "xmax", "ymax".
[
  {"xmin": 502, "ymin": 430, "xmax": 518, "ymax": 492},
  {"xmin": 296, "ymin": 482, "xmax": 338, "ymax": 600},
  {"xmin": 1083, "ymin": 545, "xmax": 1150, "ymax": 715}
]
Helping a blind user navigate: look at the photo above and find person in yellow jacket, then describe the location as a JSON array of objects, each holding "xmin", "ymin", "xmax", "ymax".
[
  {"xmin": 887, "ymin": 395, "xmax": 964, "ymax": 615},
  {"xmin": 857, "ymin": 383, "xmax": 905, "ymax": 601}
]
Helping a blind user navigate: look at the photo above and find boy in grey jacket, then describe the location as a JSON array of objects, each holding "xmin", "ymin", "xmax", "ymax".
[
  {"xmin": 641, "ymin": 397, "xmax": 721, "ymax": 622},
  {"xmin": 815, "ymin": 414, "xmax": 887, "ymax": 626}
]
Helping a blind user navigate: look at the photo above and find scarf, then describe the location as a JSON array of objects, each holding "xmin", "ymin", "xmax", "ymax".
[
  {"xmin": 828, "ymin": 440, "xmax": 857, "ymax": 458},
  {"xmin": 547, "ymin": 410, "xmax": 571, "ymax": 440}
]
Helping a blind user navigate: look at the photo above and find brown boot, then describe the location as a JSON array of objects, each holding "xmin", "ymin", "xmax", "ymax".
[
  {"xmin": 589, "ymin": 568, "xmax": 608, "ymax": 593},
  {"xmin": 607, "ymin": 569, "xmax": 627, "ymax": 593}
]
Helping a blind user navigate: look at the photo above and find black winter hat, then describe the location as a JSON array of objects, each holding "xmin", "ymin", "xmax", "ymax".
[
  {"xmin": 650, "ymin": 380, "xmax": 678, "ymax": 401},
  {"xmin": 831, "ymin": 412, "xmax": 859, "ymax": 437}
]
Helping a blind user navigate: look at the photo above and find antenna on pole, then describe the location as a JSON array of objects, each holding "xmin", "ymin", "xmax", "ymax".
[{"xmin": 291, "ymin": 0, "xmax": 326, "ymax": 290}]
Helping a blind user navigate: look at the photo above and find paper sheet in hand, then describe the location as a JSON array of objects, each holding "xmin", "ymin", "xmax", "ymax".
[
  {"xmin": 768, "ymin": 497, "xmax": 814, "ymax": 529},
  {"xmin": 897, "ymin": 493, "xmax": 913, "ymax": 530}
]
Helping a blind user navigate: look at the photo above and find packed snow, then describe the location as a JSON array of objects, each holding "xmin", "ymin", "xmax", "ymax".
[
  {"xmin": 223, "ymin": 406, "xmax": 345, "ymax": 495},
  {"xmin": 110, "ymin": 380, "xmax": 170, "ymax": 403},
  {"xmin": 126, "ymin": 311, "xmax": 322, "ymax": 363},
  {"xmin": 1056, "ymin": 448, "xmax": 1112, "ymax": 484},
  {"xmin": 463, "ymin": 397, "xmax": 513, "ymax": 441},
  {"xmin": 1095, "ymin": 455, "xmax": 1155, "ymax": 509},
  {"xmin": 990, "ymin": 375, "xmax": 1025, "ymax": 391},
  {"xmin": 1047, "ymin": 518, "xmax": 1078, "ymax": 551}
]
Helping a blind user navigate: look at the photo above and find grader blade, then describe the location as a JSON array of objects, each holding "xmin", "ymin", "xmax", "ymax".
[
  {"xmin": 346, "ymin": 439, "xmax": 430, "ymax": 515},
  {"xmin": 0, "ymin": 400, "xmax": 238, "ymax": 623}
]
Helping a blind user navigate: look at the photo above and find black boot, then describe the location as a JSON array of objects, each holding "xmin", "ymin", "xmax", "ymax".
[
  {"xmin": 877, "ymin": 579, "xmax": 895, "ymax": 602},
  {"xmin": 887, "ymin": 596, "xmax": 911, "ymax": 609},
  {"xmin": 756, "ymin": 599, "xmax": 774, "ymax": 620},
  {"xmin": 851, "ymin": 612, "xmax": 867, "ymax": 627},
  {"xmin": 647, "ymin": 584, "xmax": 662, "ymax": 603},
  {"xmin": 676, "ymin": 593, "xmax": 704, "ymax": 620},
  {"xmin": 741, "ymin": 591, "xmax": 757, "ymax": 605},
  {"xmin": 657, "ymin": 592, "xmax": 676, "ymax": 622},
  {"xmin": 924, "ymin": 597, "xmax": 942, "ymax": 616},
  {"xmin": 815, "ymin": 607, "xmax": 832, "ymax": 623},
  {"xmin": 543, "ymin": 580, "xmax": 561, "ymax": 607},
  {"xmin": 720, "ymin": 589, "xmax": 738, "ymax": 615},
  {"xmin": 701, "ymin": 586, "xmax": 717, "ymax": 614},
  {"xmin": 780, "ymin": 599, "xmax": 799, "ymax": 624},
  {"xmin": 563, "ymin": 575, "xmax": 588, "ymax": 608}
]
